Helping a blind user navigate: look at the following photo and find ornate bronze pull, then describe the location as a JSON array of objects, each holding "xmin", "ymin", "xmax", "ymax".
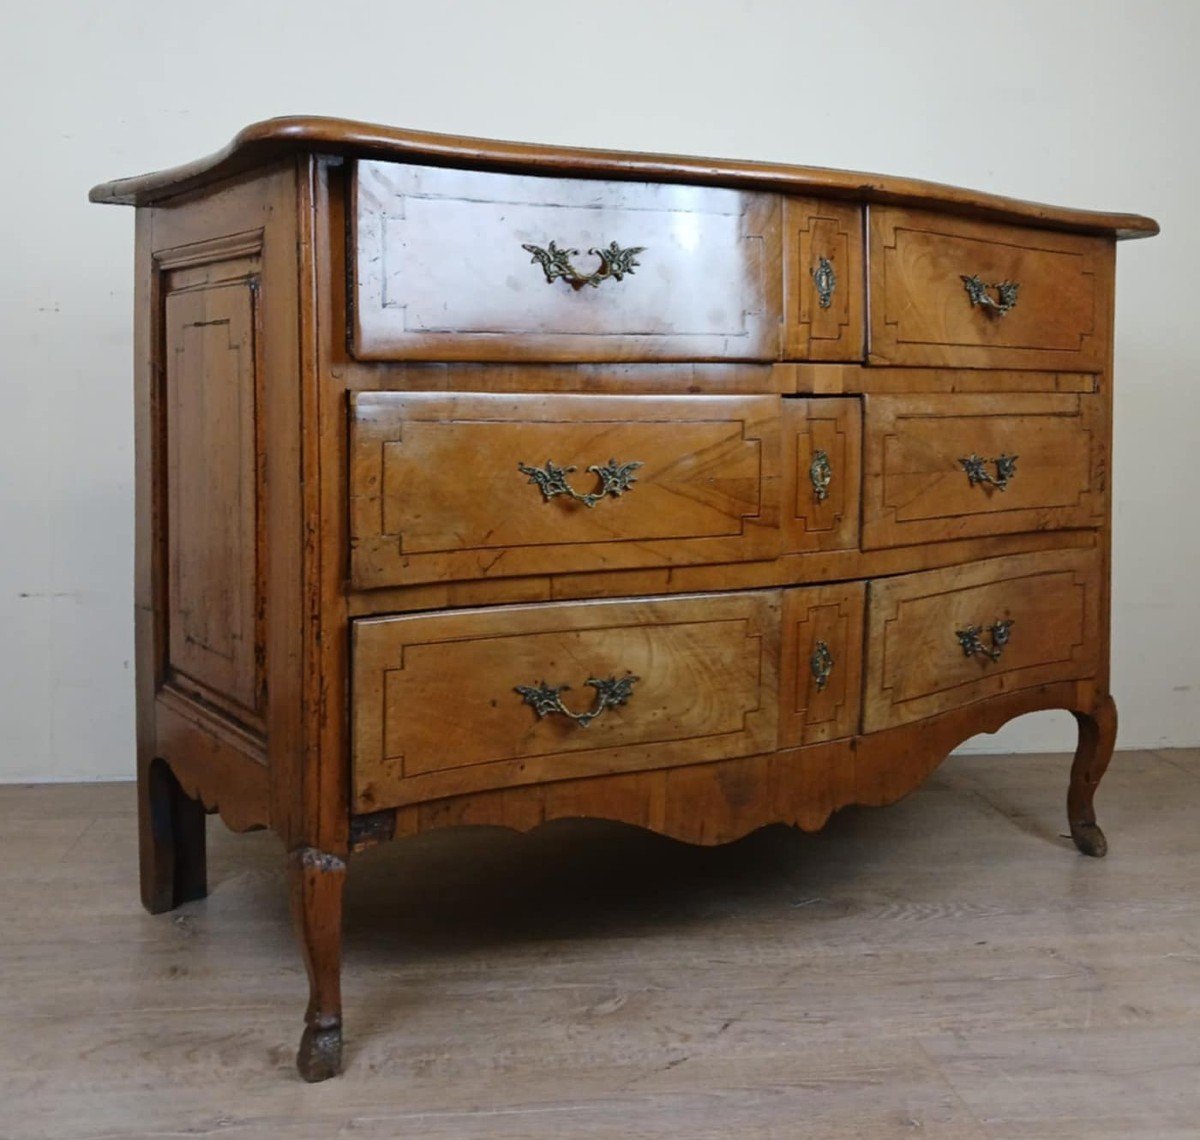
[
  {"xmin": 518, "ymin": 458, "xmax": 643, "ymax": 508},
  {"xmin": 959, "ymin": 452, "xmax": 1018, "ymax": 491},
  {"xmin": 523, "ymin": 240, "xmax": 646, "ymax": 289},
  {"xmin": 810, "ymin": 449, "xmax": 832, "ymax": 503},
  {"xmin": 810, "ymin": 640, "xmax": 834, "ymax": 691},
  {"xmin": 515, "ymin": 674, "xmax": 639, "ymax": 727},
  {"xmin": 956, "ymin": 619, "xmax": 1014, "ymax": 663},
  {"xmin": 961, "ymin": 274, "xmax": 1019, "ymax": 316},
  {"xmin": 811, "ymin": 257, "xmax": 836, "ymax": 309}
]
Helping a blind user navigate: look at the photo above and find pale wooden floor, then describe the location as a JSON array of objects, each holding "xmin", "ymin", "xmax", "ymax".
[{"xmin": 2, "ymin": 748, "xmax": 1199, "ymax": 1140}]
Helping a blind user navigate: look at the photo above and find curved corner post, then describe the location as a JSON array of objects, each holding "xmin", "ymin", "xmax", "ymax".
[
  {"xmin": 289, "ymin": 846, "xmax": 347, "ymax": 1082},
  {"xmin": 1068, "ymin": 694, "xmax": 1118, "ymax": 857},
  {"xmin": 139, "ymin": 756, "xmax": 208, "ymax": 915}
]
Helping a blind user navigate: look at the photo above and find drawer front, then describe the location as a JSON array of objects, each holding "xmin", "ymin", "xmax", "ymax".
[
  {"xmin": 352, "ymin": 591, "xmax": 780, "ymax": 810},
  {"xmin": 863, "ymin": 548, "xmax": 1101, "ymax": 731},
  {"xmin": 861, "ymin": 391, "xmax": 1105, "ymax": 549},
  {"xmin": 782, "ymin": 197, "xmax": 865, "ymax": 361},
  {"xmin": 349, "ymin": 392, "xmax": 781, "ymax": 588},
  {"xmin": 868, "ymin": 207, "xmax": 1112, "ymax": 370},
  {"xmin": 352, "ymin": 161, "xmax": 780, "ymax": 362},
  {"xmin": 780, "ymin": 582, "xmax": 865, "ymax": 746},
  {"xmin": 783, "ymin": 396, "xmax": 862, "ymax": 553}
]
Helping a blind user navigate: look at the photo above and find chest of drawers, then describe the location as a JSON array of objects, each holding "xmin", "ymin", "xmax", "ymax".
[{"xmin": 90, "ymin": 117, "xmax": 1157, "ymax": 1081}]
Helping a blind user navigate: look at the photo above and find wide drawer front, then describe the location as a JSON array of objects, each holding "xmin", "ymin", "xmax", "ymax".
[
  {"xmin": 869, "ymin": 207, "xmax": 1112, "ymax": 370},
  {"xmin": 862, "ymin": 391, "xmax": 1105, "ymax": 548},
  {"xmin": 349, "ymin": 392, "xmax": 782, "ymax": 589},
  {"xmin": 863, "ymin": 548, "xmax": 1101, "ymax": 731},
  {"xmin": 351, "ymin": 160, "xmax": 779, "ymax": 362},
  {"xmin": 351, "ymin": 591, "xmax": 782, "ymax": 811}
]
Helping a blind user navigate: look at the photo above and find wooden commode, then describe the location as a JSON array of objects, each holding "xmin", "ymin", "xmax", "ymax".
[{"xmin": 90, "ymin": 118, "xmax": 1158, "ymax": 1081}]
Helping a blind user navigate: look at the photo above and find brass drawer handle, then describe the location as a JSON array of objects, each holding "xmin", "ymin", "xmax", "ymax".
[
  {"xmin": 810, "ymin": 449, "xmax": 833, "ymax": 502},
  {"xmin": 961, "ymin": 274, "xmax": 1020, "ymax": 316},
  {"xmin": 959, "ymin": 452, "xmax": 1018, "ymax": 491},
  {"xmin": 516, "ymin": 674, "xmax": 639, "ymax": 727},
  {"xmin": 810, "ymin": 640, "xmax": 834, "ymax": 691},
  {"xmin": 523, "ymin": 240, "xmax": 646, "ymax": 290},
  {"xmin": 811, "ymin": 257, "xmax": 836, "ymax": 308},
  {"xmin": 518, "ymin": 458, "xmax": 643, "ymax": 508},
  {"xmin": 956, "ymin": 619, "xmax": 1015, "ymax": 663}
]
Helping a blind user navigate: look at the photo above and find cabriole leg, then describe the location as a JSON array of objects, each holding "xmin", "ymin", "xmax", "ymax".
[
  {"xmin": 290, "ymin": 847, "xmax": 347, "ymax": 1082},
  {"xmin": 139, "ymin": 756, "xmax": 208, "ymax": 914},
  {"xmin": 1068, "ymin": 694, "xmax": 1117, "ymax": 857}
]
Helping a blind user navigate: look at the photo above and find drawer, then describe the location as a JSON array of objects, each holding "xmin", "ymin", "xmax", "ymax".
[
  {"xmin": 868, "ymin": 207, "xmax": 1112, "ymax": 370},
  {"xmin": 351, "ymin": 591, "xmax": 781, "ymax": 810},
  {"xmin": 783, "ymin": 396, "xmax": 861, "ymax": 553},
  {"xmin": 349, "ymin": 392, "xmax": 781, "ymax": 588},
  {"xmin": 863, "ymin": 548, "xmax": 1101, "ymax": 731},
  {"xmin": 780, "ymin": 582, "xmax": 865, "ymax": 745},
  {"xmin": 861, "ymin": 391, "xmax": 1105, "ymax": 548},
  {"xmin": 782, "ymin": 197, "xmax": 865, "ymax": 362},
  {"xmin": 351, "ymin": 160, "xmax": 780, "ymax": 362}
]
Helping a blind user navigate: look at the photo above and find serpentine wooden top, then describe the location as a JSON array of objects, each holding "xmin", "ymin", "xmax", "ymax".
[{"xmin": 90, "ymin": 115, "xmax": 1158, "ymax": 238}]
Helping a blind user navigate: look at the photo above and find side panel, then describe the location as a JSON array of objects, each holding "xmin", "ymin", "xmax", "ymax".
[
  {"xmin": 138, "ymin": 165, "xmax": 307, "ymax": 839},
  {"xmin": 162, "ymin": 258, "xmax": 264, "ymax": 728}
]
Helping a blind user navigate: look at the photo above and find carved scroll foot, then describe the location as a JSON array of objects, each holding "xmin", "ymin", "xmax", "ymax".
[
  {"xmin": 139, "ymin": 756, "xmax": 208, "ymax": 914},
  {"xmin": 289, "ymin": 847, "xmax": 347, "ymax": 1082},
  {"xmin": 1068, "ymin": 694, "xmax": 1117, "ymax": 858}
]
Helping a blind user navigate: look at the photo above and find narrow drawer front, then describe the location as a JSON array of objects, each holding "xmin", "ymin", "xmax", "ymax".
[
  {"xmin": 783, "ymin": 197, "xmax": 865, "ymax": 362},
  {"xmin": 868, "ymin": 207, "xmax": 1112, "ymax": 370},
  {"xmin": 350, "ymin": 392, "xmax": 781, "ymax": 588},
  {"xmin": 863, "ymin": 548, "xmax": 1100, "ymax": 731},
  {"xmin": 352, "ymin": 160, "xmax": 779, "ymax": 362},
  {"xmin": 780, "ymin": 582, "xmax": 865, "ymax": 746},
  {"xmin": 352, "ymin": 591, "xmax": 781, "ymax": 811},
  {"xmin": 862, "ymin": 391, "xmax": 1105, "ymax": 549},
  {"xmin": 783, "ymin": 396, "xmax": 862, "ymax": 553}
]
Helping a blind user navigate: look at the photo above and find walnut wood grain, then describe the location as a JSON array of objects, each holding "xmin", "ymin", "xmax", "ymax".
[
  {"xmin": 863, "ymin": 548, "xmax": 1101, "ymax": 731},
  {"xmin": 349, "ymin": 392, "xmax": 782, "ymax": 588},
  {"xmin": 133, "ymin": 166, "xmax": 308, "ymax": 867},
  {"xmin": 781, "ymin": 396, "xmax": 861, "ymax": 553},
  {"xmin": 347, "ymin": 531, "xmax": 1099, "ymax": 619},
  {"xmin": 779, "ymin": 582, "xmax": 865, "ymax": 746},
  {"xmin": 352, "ymin": 591, "xmax": 781, "ymax": 812},
  {"xmin": 788, "ymin": 364, "xmax": 1099, "ymax": 396},
  {"xmin": 868, "ymin": 207, "xmax": 1115, "ymax": 370},
  {"xmin": 352, "ymin": 161, "xmax": 780, "ymax": 362},
  {"xmin": 782, "ymin": 197, "xmax": 865, "ymax": 361},
  {"xmin": 372, "ymin": 679, "xmax": 1101, "ymax": 848},
  {"xmin": 89, "ymin": 116, "xmax": 1159, "ymax": 241},
  {"xmin": 161, "ymin": 250, "xmax": 265, "ymax": 730},
  {"xmin": 97, "ymin": 124, "xmax": 1150, "ymax": 1081},
  {"xmin": 861, "ymin": 389, "xmax": 1106, "ymax": 548},
  {"xmin": 345, "ymin": 360, "xmax": 788, "ymax": 396}
]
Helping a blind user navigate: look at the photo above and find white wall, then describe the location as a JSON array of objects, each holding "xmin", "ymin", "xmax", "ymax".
[{"xmin": 1, "ymin": 0, "xmax": 1195, "ymax": 781}]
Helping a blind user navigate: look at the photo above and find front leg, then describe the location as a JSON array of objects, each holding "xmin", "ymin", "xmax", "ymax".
[
  {"xmin": 1068, "ymin": 694, "xmax": 1117, "ymax": 857},
  {"xmin": 289, "ymin": 847, "xmax": 347, "ymax": 1081}
]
